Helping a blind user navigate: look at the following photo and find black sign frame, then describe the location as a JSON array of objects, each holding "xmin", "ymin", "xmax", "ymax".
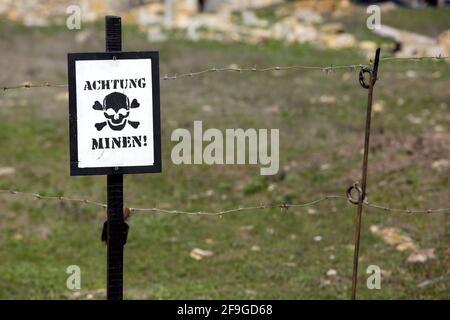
[{"xmin": 67, "ymin": 51, "xmax": 161, "ymax": 176}]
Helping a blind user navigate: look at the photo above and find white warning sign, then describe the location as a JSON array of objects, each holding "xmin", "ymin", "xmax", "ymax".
[{"xmin": 68, "ymin": 52, "xmax": 161, "ymax": 176}]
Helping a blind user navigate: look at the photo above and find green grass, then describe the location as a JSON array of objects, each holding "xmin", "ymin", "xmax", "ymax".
[
  {"xmin": 0, "ymin": 10, "xmax": 449, "ymax": 299},
  {"xmin": 335, "ymin": 7, "xmax": 450, "ymax": 41},
  {"xmin": 381, "ymin": 7, "xmax": 450, "ymax": 37}
]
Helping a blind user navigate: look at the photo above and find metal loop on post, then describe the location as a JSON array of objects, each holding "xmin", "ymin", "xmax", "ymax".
[
  {"xmin": 358, "ymin": 67, "xmax": 372, "ymax": 89},
  {"xmin": 347, "ymin": 182, "xmax": 364, "ymax": 205}
]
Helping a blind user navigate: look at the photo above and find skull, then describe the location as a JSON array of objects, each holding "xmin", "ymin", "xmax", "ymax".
[
  {"xmin": 92, "ymin": 92, "xmax": 140, "ymax": 131},
  {"xmin": 102, "ymin": 92, "xmax": 130, "ymax": 131}
]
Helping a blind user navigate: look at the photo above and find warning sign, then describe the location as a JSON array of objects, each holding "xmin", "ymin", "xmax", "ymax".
[{"xmin": 68, "ymin": 52, "xmax": 161, "ymax": 176}]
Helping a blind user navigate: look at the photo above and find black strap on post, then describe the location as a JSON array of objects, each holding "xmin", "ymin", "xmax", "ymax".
[{"xmin": 105, "ymin": 15, "xmax": 125, "ymax": 301}]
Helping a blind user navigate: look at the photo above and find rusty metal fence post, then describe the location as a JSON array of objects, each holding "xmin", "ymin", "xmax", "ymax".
[{"xmin": 348, "ymin": 48, "xmax": 381, "ymax": 300}]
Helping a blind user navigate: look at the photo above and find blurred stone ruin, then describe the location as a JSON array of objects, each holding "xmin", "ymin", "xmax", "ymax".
[{"xmin": 0, "ymin": 0, "xmax": 449, "ymax": 58}]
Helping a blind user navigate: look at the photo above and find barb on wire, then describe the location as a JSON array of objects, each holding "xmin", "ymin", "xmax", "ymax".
[{"xmin": 1, "ymin": 189, "xmax": 449, "ymax": 217}]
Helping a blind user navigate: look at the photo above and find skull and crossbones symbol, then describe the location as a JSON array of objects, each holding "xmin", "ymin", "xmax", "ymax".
[{"xmin": 93, "ymin": 92, "xmax": 140, "ymax": 131}]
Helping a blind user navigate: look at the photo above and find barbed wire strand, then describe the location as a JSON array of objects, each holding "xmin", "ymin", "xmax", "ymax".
[
  {"xmin": 1, "ymin": 55, "xmax": 449, "ymax": 91},
  {"xmin": 160, "ymin": 63, "xmax": 368, "ymax": 81},
  {"xmin": 0, "ymin": 189, "xmax": 107, "ymax": 208},
  {"xmin": 380, "ymin": 55, "xmax": 450, "ymax": 63},
  {"xmin": 1, "ymin": 189, "xmax": 449, "ymax": 216},
  {"xmin": 2, "ymin": 83, "xmax": 67, "ymax": 91}
]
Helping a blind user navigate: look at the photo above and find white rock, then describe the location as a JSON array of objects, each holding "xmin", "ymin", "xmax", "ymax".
[
  {"xmin": 0, "ymin": 167, "xmax": 15, "ymax": 176},
  {"xmin": 431, "ymin": 159, "xmax": 449, "ymax": 173},
  {"xmin": 407, "ymin": 249, "xmax": 435, "ymax": 264},
  {"xmin": 190, "ymin": 248, "xmax": 214, "ymax": 260},
  {"xmin": 326, "ymin": 269, "xmax": 337, "ymax": 276},
  {"xmin": 295, "ymin": 9, "xmax": 323, "ymax": 24}
]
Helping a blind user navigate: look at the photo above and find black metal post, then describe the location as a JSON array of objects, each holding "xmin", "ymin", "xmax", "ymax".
[{"xmin": 105, "ymin": 15, "xmax": 124, "ymax": 301}]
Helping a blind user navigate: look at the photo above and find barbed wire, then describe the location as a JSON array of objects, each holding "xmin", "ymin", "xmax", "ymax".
[
  {"xmin": 160, "ymin": 63, "xmax": 368, "ymax": 81},
  {"xmin": 380, "ymin": 55, "xmax": 450, "ymax": 63},
  {"xmin": 1, "ymin": 82, "xmax": 67, "ymax": 91},
  {"xmin": 1, "ymin": 189, "xmax": 449, "ymax": 217},
  {"xmin": 1, "ymin": 55, "xmax": 449, "ymax": 92},
  {"xmin": 0, "ymin": 189, "xmax": 107, "ymax": 208}
]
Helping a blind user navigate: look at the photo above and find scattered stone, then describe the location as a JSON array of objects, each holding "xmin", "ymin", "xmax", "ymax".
[
  {"xmin": 371, "ymin": 225, "xmax": 437, "ymax": 264},
  {"xmin": 294, "ymin": 9, "xmax": 323, "ymax": 24},
  {"xmin": 370, "ymin": 225, "xmax": 418, "ymax": 252},
  {"xmin": 326, "ymin": 269, "xmax": 337, "ymax": 276},
  {"xmin": 239, "ymin": 225, "xmax": 254, "ymax": 232},
  {"xmin": 264, "ymin": 105, "xmax": 280, "ymax": 114},
  {"xmin": 285, "ymin": 262, "xmax": 297, "ymax": 267},
  {"xmin": 320, "ymin": 279, "xmax": 332, "ymax": 287},
  {"xmin": 373, "ymin": 100, "xmax": 385, "ymax": 113},
  {"xmin": 190, "ymin": 248, "xmax": 214, "ymax": 260},
  {"xmin": 321, "ymin": 33, "xmax": 356, "ymax": 49},
  {"xmin": 397, "ymin": 97, "xmax": 405, "ymax": 106},
  {"xmin": 314, "ymin": 235, "xmax": 322, "ymax": 242},
  {"xmin": 0, "ymin": 167, "xmax": 15, "ymax": 176},
  {"xmin": 417, "ymin": 279, "xmax": 432, "ymax": 288},
  {"xmin": 251, "ymin": 245, "xmax": 261, "ymax": 252},
  {"xmin": 407, "ymin": 248, "xmax": 435, "ymax": 264},
  {"xmin": 380, "ymin": 2, "xmax": 398, "ymax": 12},
  {"xmin": 407, "ymin": 114, "xmax": 423, "ymax": 125},
  {"xmin": 381, "ymin": 269, "xmax": 392, "ymax": 277},
  {"xmin": 202, "ymin": 105, "xmax": 213, "ymax": 112},
  {"xmin": 406, "ymin": 70, "xmax": 417, "ymax": 78},
  {"xmin": 318, "ymin": 95, "xmax": 336, "ymax": 104},
  {"xmin": 13, "ymin": 233, "xmax": 23, "ymax": 241},
  {"xmin": 417, "ymin": 276, "xmax": 444, "ymax": 288},
  {"xmin": 320, "ymin": 23, "xmax": 345, "ymax": 35},
  {"xmin": 438, "ymin": 30, "xmax": 450, "ymax": 56},
  {"xmin": 320, "ymin": 163, "xmax": 331, "ymax": 171},
  {"xmin": 431, "ymin": 159, "xmax": 450, "ymax": 173}
]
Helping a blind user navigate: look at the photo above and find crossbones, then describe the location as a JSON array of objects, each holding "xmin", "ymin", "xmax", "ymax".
[{"xmin": 93, "ymin": 92, "xmax": 140, "ymax": 131}]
